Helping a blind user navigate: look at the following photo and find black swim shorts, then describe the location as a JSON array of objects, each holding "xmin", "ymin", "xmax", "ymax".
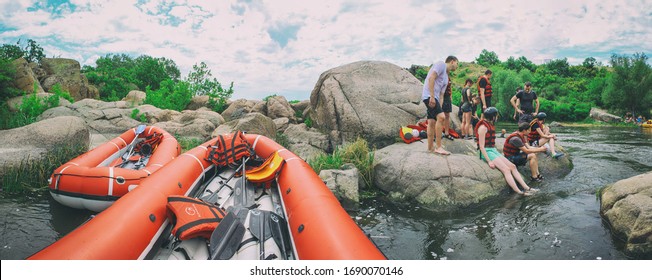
[
  {"xmin": 506, "ymin": 153, "xmax": 528, "ymax": 166},
  {"xmin": 442, "ymin": 96, "xmax": 452, "ymax": 113},
  {"xmin": 423, "ymin": 98, "xmax": 444, "ymax": 119}
]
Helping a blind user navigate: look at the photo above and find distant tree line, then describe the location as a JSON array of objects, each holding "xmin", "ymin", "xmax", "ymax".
[{"xmin": 408, "ymin": 49, "xmax": 652, "ymax": 121}]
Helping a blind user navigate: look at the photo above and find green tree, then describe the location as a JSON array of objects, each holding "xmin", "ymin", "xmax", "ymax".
[
  {"xmin": 0, "ymin": 58, "xmax": 21, "ymax": 100},
  {"xmin": 0, "ymin": 44, "xmax": 24, "ymax": 61},
  {"xmin": 186, "ymin": 62, "xmax": 234, "ymax": 112},
  {"xmin": 84, "ymin": 54, "xmax": 181, "ymax": 101},
  {"xmin": 24, "ymin": 39, "xmax": 45, "ymax": 63},
  {"xmin": 475, "ymin": 49, "xmax": 500, "ymax": 67},
  {"xmin": 602, "ymin": 53, "xmax": 652, "ymax": 116},
  {"xmin": 145, "ymin": 79, "xmax": 192, "ymax": 111},
  {"xmin": 545, "ymin": 58, "xmax": 571, "ymax": 77}
]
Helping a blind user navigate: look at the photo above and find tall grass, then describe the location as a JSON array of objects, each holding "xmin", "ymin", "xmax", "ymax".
[
  {"xmin": 176, "ymin": 136, "xmax": 206, "ymax": 153},
  {"xmin": 308, "ymin": 137, "xmax": 375, "ymax": 189},
  {"xmin": 1, "ymin": 143, "xmax": 87, "ymax": 194}
]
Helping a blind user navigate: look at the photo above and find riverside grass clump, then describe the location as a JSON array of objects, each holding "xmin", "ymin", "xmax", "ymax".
[
  {"xmin": 1, "ymin": 143, "xmax": 86, "ymax": 193},
  {"xmin": 308, "ymin": 137, "xmax": 375, "ymax": 189}
]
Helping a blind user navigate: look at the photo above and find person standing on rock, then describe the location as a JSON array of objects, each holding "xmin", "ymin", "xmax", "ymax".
[
  {"xmin": 511, "ymin": 81, "xmax": 539, "ymax": 124},
  {"xmin": 477, "ymin": 70, "xmax": 493, "ymax": 112},
  {"xmin": 503, "ymin": 122, "xmax": 548, "ymax": 182},
  {"xmin": 460, "ymin": 79, "xmax": 474, "ymax": 139},
  {"xmin": 475, "ymin": 107, "xmax": 538, "ymax": 195},
  {"xmin": 422, "ymin": 55, "xmax": 459, "ymax": 155},
  {"xmin": 442, "ymin": 79, "xmax": 455, "ymax": 141}
]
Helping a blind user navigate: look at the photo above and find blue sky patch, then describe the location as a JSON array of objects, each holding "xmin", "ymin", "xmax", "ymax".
[{"xmin": 267, "ymin": 23, "xmax": 302, "ymax": 48}]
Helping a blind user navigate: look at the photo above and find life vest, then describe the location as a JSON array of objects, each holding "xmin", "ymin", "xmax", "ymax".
[
  {"xmin": 415, "ymin": 120, "xmax": 460, "ymax": 139},
  {"xmin": 133, "ymin": 132, "xmax": 164, "ymax": 153},
  {"xmin": 206, "ymin": 131, "xmax": 253, "ymax": 168},
  {"xmin": 399, "ymin": 125, "xmax": 423, "ymax": 144},
  {"xmin": 528, "ymin": 119, "xmax": 544, "ymax": 144},
  {"xmin": 474, "ymin": 119, "xmax": 495, "ymax": 149},
  {"xmin": 477, "ymin": 76, "xmax": 492, "ymax": 98},
  {"xmin": 166, "ymin": 196, "xmax": 226, "ymax": 240},
  {"xmin": 503, "ymin": 132, "xmax": 526, "ymax": 157}
]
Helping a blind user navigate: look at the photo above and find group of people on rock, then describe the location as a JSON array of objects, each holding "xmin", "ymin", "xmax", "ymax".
[{"xmin": 422, "ymin": 55, "xmax": 565, "ymax": 196}]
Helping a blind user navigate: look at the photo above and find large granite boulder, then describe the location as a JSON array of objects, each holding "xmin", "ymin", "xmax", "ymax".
[
  {"xmin": 310, "ymin": 61, "xmax": 424, "ymax": 149},
  {"xmin": 40, "ymin": 58, "xmax": 99, "ymax": 101},
  {"xmin": 221, "ymin": 99, "xmax": 263, "ymax": 121},
  {"xmin": 373, "ymin": 138, "xmax": 573, "ymax": 210},
  {"xmin": 37, "ymin": 99, "xmax": 223, "ymax": 140},
  {"xmin": 282, "ymin": 123, "xmax": 332, "ymax": 161},
  {"xmin": 212, "ymin": 113, "xmax": 276, "ymax": 139},
  {"xmin": 600, "ymin": 171, "xmax": 652, "ymax": 258},
  {"xmin": 185, "ymin": 95, "xmax": 210, "ymax": 110},
  {"xmin": 12, "ymin": 57, "xmax": 44, "ymax": 94},
  {"xmin": 320, "ymin": 164, "xmax": 360, "ymax": 211},
  {"xmin": 0, "ymin": 116, "xmax": 89, "ymax": 181},
  {"xmin": 266, "ymin": 95, "xmax": 296, "ymax": 122},
  {"xmin": 122, "ymin": 90, "xmax": 146, "ymax": 106},
  {"xmin": 590, "ymin": 107, "xmax": 623, "ymax": 123}
]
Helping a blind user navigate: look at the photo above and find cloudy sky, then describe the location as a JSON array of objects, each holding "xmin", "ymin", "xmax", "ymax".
[{"xmin": 1, "ymin": 0, "xmax": 650, "ymax": 100}]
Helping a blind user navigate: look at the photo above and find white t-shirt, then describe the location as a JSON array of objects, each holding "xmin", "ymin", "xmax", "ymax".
[{"xmin": 421, "ymin": 61, "xmax": 448, "ymax": 101}]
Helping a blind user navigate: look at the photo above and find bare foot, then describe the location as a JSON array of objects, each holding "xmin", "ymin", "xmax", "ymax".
[{"xmin": 434, "ymin": 148, "xmax": 451, "ymax": 155}]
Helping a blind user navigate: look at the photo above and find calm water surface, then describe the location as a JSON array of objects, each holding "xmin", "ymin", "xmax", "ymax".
[
  {"xmin": 358, "ymin": 125, "xmax": 652, "ymax": 260},
  {"xmin": 1, "ymin": 125, "xmax": 651, "ymax": 260}
]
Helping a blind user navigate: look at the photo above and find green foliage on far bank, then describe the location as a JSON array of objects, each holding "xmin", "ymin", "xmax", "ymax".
[{"xmin": 308, "ymin": 138, "xmax": 375, "ymax": 189}]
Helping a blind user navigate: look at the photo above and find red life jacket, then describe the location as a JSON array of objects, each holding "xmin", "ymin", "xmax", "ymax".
[
  {"xmin": 399, "ymin": 125, "xmax": 423, "ymax": 144},
  {"xmin": 503, "ymin": 132, "xmax": 526, "ymax": 157},
  {"xmin": 445, "ymin": 79, "xmax": 452, "ymax": 97},
  {"xmin": 474, "ymin": 119, "xmax": 495, "ymax": 149},
  {"xmin": 477, "ymin": 76, "xmax": 493, "ymax": 98},
  {"xmin": 206, "ymin": 131, "xmax": 253, "ymax": 168},
  {"xmin": 166, "ymin": 196, "xmax": 226, "ymax": 240},
  {"xmin": 528, "ymin": 119, "xmax": 544, "ymax": 144}
]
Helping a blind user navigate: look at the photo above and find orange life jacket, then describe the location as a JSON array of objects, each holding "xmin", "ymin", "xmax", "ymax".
[
  {"xmin": 474, "ymin": 119, "xmax": 495, "ymax": 149},
  {"xmin": 477, "ymin": 76, "xmax": 493, "ymax": 98},
  {"xmin": 133, "ymin": 132, "xmax": 164, "ymax": 153},
  {"xmin": 503, "ymin": 132, "xmax": 526, "ymax": 157},
  {"xmin": 206, "ymin": 131, "xmax": 253, "ymax": 168},
  {"xmin": 166, "ymin": 196, "xmax": 226, "ymax": 240},
  {"xmin": 528, "ymin": 119, "xmax": 544, "ymax": 144}
]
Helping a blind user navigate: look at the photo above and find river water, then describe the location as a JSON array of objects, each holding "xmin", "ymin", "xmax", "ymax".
[{"xmin": 1, "ymin": 125, "xmax": 651, "ymax": 260}]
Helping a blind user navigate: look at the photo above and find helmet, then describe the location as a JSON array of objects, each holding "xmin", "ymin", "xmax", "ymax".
[
  {"xmin": 412, "ymin": 129, "xmax": 420, "ymax": 137},
  {"xmin": 419, "ymin": 130, "xmax": 427, "ymax": 139},
  {"xmin": 484, "ymin": 107, "xmax": 499, "ymax": 121},
  {"xmin": 536, "ymin": 112, "xmax": 547, "ymax": 120},
  {"xmin": 404, "ymin": 132, "xmax": 413, "ymax": 140}
]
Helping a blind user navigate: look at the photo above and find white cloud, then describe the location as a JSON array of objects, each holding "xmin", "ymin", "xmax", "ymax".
[{"xmin": 1, "ymin": 0, "xmax": 650, "ymax": 100}]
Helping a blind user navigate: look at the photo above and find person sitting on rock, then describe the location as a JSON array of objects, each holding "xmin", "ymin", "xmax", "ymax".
[
  {"xmin": 528, "ymin": 112, "xmax": 564, "ymax": 159},
  {"xmin": 503, "ymin": 122, "xmax": 548, "ymax": 182},
  {"xmin": 475, "ymin": 107, "xmax": 538, "ymax": 196}
]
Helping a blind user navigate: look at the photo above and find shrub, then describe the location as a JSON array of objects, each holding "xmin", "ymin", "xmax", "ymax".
[
  {"xmin": 308, "ymin": 138, "xmax": 375, "ymax": 189},
  {"xmin": 304, "ymin": 116, "xmax": 313, "ymax": 128},
  {"xmin": 144, "ymin": 79, "xmax": 192, "ymax": 111}
]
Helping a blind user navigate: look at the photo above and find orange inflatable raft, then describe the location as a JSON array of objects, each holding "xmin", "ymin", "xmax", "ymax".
[
  {"xmin": 48, "ymin": 125, "xmax": 180, "ymax": 212},
  {"xmin": 30, "ymin": 132, "xmax": 385, "ymax": 260}
]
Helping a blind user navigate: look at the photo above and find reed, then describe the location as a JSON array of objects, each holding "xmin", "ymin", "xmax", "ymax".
[
  {"xmin": 308, "ymin": 137, "xmax": 375, "ymax": 189},
  {"xmin": 1, "ymin": 143, "xmax": 86, "ymax": 193}
]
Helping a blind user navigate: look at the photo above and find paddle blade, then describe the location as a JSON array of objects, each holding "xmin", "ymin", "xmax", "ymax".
[
  {"xmin": 136, "ymin": 124, "xmax": 147, "ymax": 134},
  {"xmin": 269, "ymin": 212, "xmax": 293, "ymax": 260},
  {"xmin": 209, "ymin": 212, "xmax": 245, "ymax": 260}
]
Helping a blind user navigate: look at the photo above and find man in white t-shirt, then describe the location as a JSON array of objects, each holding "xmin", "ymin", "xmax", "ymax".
[{"xmin": 422, "ymin": 55, "xmax": 459, "ymax": 155}]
